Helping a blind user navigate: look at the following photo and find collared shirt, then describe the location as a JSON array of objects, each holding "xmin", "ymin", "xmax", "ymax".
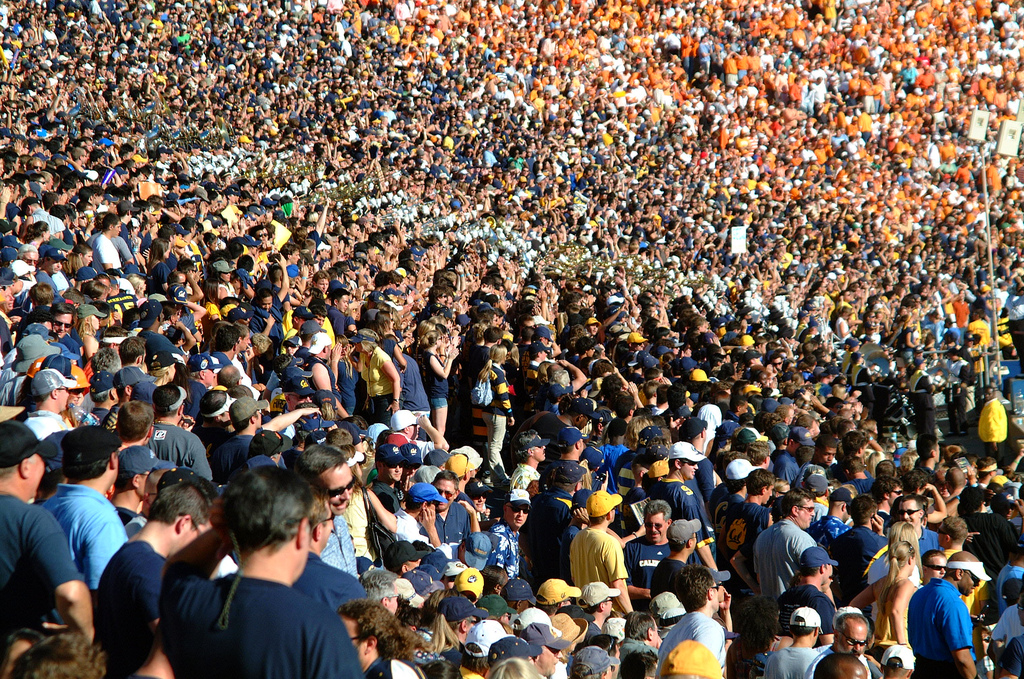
[
  {"xmin": 807, "ymin": 515, "xmax": 851, "ymax": 549},
  {"xmin": 43, "ymin": 484, "xmax": 127, "ymax": 589},
  {"xmin": 509, "ymin": 464, "xmax": 540, "ymax": 493},
  {"xmin": 320, "ymin": 515, "xmax": 357, "ymax": 577},
  {"xmin": 908, "ymin": 578, "xmax": 975, "ymax": 662},
  {"xmin": 753, "ymin": 519, "xmax": 817, "ymax": 600},
  {"xmin": 488, "ymin": 520, "xmax": 521, "ymax": 578}
]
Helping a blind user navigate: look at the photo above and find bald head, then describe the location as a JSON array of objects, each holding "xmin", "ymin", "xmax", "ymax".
[{"xmin": 815, "ymin": 654, "xmax": 867, "ymax": 679}]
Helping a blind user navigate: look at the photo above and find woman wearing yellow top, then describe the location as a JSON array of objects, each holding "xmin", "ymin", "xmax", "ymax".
[
  {"xmin": 353, "ymin": 329, "xmax": 402, "ymax": 425},
  {"xmin": 851, "ymin": 537, "xmax": 919, "ymax": 655}
]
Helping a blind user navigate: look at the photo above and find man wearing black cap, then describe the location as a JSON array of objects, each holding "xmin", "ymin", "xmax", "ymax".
[
  {"xmin": 527, "ymin": 460, "xmax": 586, "ymax": 585},
  {"xmin": 43, "ymin": 426, "xmax": 128, "ymax": 592},
  {"xmin": 0, "ymin": 421, "xmax": 92, "ymax": 639},
  {"xmin": 150, "ymin": 385, "xmax": 213, "ymax": 480}
]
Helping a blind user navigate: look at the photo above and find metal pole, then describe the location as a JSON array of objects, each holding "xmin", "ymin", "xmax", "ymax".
[{"xmin": 981, "ymin": 143, "xmax": 1003, "ymax": 389}]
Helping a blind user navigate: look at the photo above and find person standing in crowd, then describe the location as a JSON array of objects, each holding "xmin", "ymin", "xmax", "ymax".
[
  {"xmin": 623, "ymin": 500, "xmax": 672, "ymax": 608},
  {"xmin": 765, "ymin": 608, "xmax": 822, "ymax": 679},
  {"xmin": 658, "ymin": 564, "xmax": 730, "ymax": 673},
  {"xmin": 159, "ymin": 467, "xmax": 362, "ymax": 678},
  {"xmin": 570, "ymin": 491, "xmax": 633, "ymax": 614},
  {"xmin": 753, "ymin": 490, "xmax": 818, "ymax": 599},
  {"xmin": 908, "ymin": 552, "xmax": 988, "ymax": 678},
  {"xmin": 0, "ymin": 421, "xmax": 92, "ymax": 639}
]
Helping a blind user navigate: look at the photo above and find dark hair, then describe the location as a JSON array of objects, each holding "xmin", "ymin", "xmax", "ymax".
[
  {"xmin": 118, "ymin": 337, "xmax": 147, "ymax": 366},
  {"xmin": 747, "ymin": 468, "xmax": 775, "ymax": 496},
  {"xmin": 214, "ymin": 324, "xmax": 241, "ymax": 353},
  {"xmin": 62, "ymin": 451, "xmax": 112, "ymax": 482},
  {"xmin": 623, "ymin": 611, "xmax": 657, "ymax": 641},
  {"xmin": 10, "ymin": 633, "xmax": 105, "ymax": 679},
  {"xmin": 619, "ymin": 649, "xmax": 657, "ymax": 679},
  {"xmin": 871, "ymin": 475, "xmax": 901, "ymax": 503},
  {"xmin": 294, "ymin": 444, "xmax": 346, "ymax": 485},
  {"xmin": 116, "ymin": 401, "xmax": 154, "ymax": 442},
  {"xmin": 780, "ymin": 489, "xmax": 814, "ymax": 518},
  {"xmin": 149, "ymin": 480, "xmax": 215, "ymax": 526},
  {"xmin": 675, "ymin": 564, "xmax": 715, "ymax": 612},
  {"xmin": 849, "ymin": 494, "xmax": 878, "ymax": 526},
  {"xmin": 221, "ymin": 467, "xmax": 313, "ymax": 554},
  {"xmin": 813, "ymin": 652, "xmax": 864, "ymax": 679},
  {"xmin": 481, "ymin": 565, "xmax": 509, "ymax": 596},
  {"xmin": 338, "ymin": 599, "xmax": 422, "ymax": 661},
  {"xmin": 734, "ymin": 596, "xmax": 779, "ymax": 653},
  {"xmin": 421, "ymin": 660, "xmax": 462, "ymax": 679}
]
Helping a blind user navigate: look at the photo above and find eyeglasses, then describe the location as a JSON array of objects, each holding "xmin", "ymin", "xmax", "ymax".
[
  {"xmin": 69, "ymin": 388, "xmax": 86, "ymax": 395},
  {"xmin": 328, "ymin": 480, "xmax": 355, "ymax": 497},
  {"xmin": 840, "ymin": 632, "xmax": 868, "ymax": 647},
  {"xmin": 51, "ymin": 320, "xmax": 72, "ymax": 329},
  {"xmin": 797, "ymin": 504, "xmax": 816, "ymax": 512}
]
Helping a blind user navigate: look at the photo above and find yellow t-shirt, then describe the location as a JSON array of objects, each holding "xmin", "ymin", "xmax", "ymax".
[
  {"xmin": 344, "ymin": 488, "xmax": 371, "ymax": 560},
  {"xmin": 361, "ymin": 346, "xmax": 394, "ymax": 397},
  {"xmin": 570, "ymin": 527, "xmax": 628, "ymax": 601}
]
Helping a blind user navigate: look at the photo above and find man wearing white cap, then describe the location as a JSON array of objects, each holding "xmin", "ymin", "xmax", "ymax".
[
  {"xmin": 24, "ymin": 368, "xmax": 75, "ymax": 439},
  {"xmin": 881, "ymin": 646, "xmax": 915, "ymax": 679},
  {"xmin": 461, "ymin": 620, "xmax": 509, "ymax": 679},
  {"xmin": 908, "ymin": 551, "xmax": 987, "ymax": 679},
  {"xmin": 764, "ymin": 608, "xmax": 821, "ymax": 679}
]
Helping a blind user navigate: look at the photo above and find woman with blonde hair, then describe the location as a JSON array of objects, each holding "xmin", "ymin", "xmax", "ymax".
[
  {"xmin": 75, "ymin": 308, "xmax": 101, "ymax": 364},
  {"xmin": 490, "ymin": 658, "xmax": 542, "ymax": 679},
  {"xmin": 850, "ymin": 539, "xmax": 917, "ymax": 653},
  {"xmin": 421, "ymin": 329, "xmax": 454, "ymax": 437}
]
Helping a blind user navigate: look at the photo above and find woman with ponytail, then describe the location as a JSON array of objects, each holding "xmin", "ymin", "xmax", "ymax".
[
  {"xmin": 476, "ymin": 343, "xmax": 513, "ymax": 484},
  {"xmin": 850, "ymin": 525, "xmax": 921, "ymax": 653}
]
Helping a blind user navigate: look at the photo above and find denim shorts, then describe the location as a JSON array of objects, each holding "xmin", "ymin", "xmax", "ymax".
[{"xmin": 429, "ymin": 397, "xmax": 449, "ymax": 410}]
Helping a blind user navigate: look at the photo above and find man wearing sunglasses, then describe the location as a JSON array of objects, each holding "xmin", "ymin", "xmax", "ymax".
[
  {"xmin": 803, "ymin": 609, "xmax": 872, "ymax": 679},
  {"xmin": 908, "ymin": 551, "xmax": 989, "ymax": 679},
  {"xmin": 487, "ymin": 488, "xmax": 530, "ymax": 578}
]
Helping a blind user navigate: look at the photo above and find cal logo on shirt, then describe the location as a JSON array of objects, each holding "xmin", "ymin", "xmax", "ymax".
[{"xmin": 153, "ymin": 430, "xmax": 167, "ymax": 441}]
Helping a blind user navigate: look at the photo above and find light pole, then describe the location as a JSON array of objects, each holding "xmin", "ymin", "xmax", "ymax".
[{"xmin": 968, "ymin": 110, "xmax": 1022, "ymax": 390}]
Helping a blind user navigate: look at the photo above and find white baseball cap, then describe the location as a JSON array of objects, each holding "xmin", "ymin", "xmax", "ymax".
[
  {"xmin": 790, "ymin": 607, "xmax": 821, "ymax": 629},
  {"xmin": 726, "ymin": 458, "xmax": 755, "ymax": 480},
  {"xmin": 881, "ymin": 645, "xmax": 915, "ymax": 670},
  {"xmin": 465, "ymin": 620, "xmax": 510, "ymax": 658}
]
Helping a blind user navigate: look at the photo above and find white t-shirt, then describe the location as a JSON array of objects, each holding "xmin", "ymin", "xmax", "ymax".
[
  {"xmin": 93, "ymin": 234, "xmax": 121, "ymax": 269},
  {"xmin": 993, "ymin": 604, "xmax": 1024, "ymax": 644}
]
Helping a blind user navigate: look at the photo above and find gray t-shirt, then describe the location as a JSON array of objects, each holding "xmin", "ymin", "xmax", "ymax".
[
  {"xmin": 753, "ymin": 519, "xmax": 817, "ymax": 599},
  {"xmin": 150, "ymin": 423, "xmax": 213, "ymax": 480},
  {"xmin": 764, "ymin": 646, "xmax": 822, "ymax": 679}
]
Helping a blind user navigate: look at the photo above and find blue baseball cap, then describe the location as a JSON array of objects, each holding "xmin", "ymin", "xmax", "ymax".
[
  {"xmin": 438, "ymin": 596, "xmax": 488, "ymax": 623},
  {"xmin": 557, "ymin": 427, "xmax": 584, "ymax": 446},
  {"xmin": 376, "ymin": 443, "xmax": 405, "ymax": 466},
  {"xmin": 400, "ymin": 443, "xmax": 423, "ymax": 467},
  {"xmin": 187, "ymin": 353, "xmax": 222, "ymax": 372},
  {"xmin": 118, "ymin": 445, "xmax": 171, "ymax": 476},
  {"xmin": 489, "ymin": 637, "xmax": 541, "ymax": 664},
  {"xmin": 800, "ymin": 546, "xmax": 839, "ymax": 569},
  {"xmin": 90, "ymin": 370, "xmax": 115, "ymax": 393},
  {"xmin": 502, "ymin": 578, "xmax": 537, "ymax": 603},
  {"xmin": 408, "ymin": 482, "xmax": 445, "ymax": 504},
  {"xmin": 168, "ymin": 285, "xmax": 188, "ymax": 305}
]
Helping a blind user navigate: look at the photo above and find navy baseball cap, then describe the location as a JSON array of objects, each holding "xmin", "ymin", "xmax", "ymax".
[
  {"xmin": 90, "ymin": 370, "xmax": 115, "ymax": 393},
  {"xmin": 557, "ymin": 427, "xmax": 584, "ymax": 446},
  {"xmin": 488, "ymin": 637, "xmax": 541, "ymax": 664},
  {"xmin": 118, "ymin": 445, "xmax": 171, "ymax": 476},
  {"xmin": 438, "ymin": 596, "xmax": 488, "ymax": 623},
  {"xmin": 187, "ymin": 352, "xmax": 222, "ymax": 372},
  {"xmin": 376, "ymin": 443, "xmax": 405, "ymax": 466},
  {"xmin": 800, "ymin": 546, "xmax": 839, "ymax": 569},
  {"xmin": 502, "ymin": 578, "xmax": 537, "ymax": 603},
  {"xmin": 550, "ymin": 460, "xmax": 586, "ymax": 485}
]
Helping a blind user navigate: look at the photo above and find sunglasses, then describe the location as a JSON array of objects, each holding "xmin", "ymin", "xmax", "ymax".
[
  {"xmin": 923, "ymin": 563, "xmax": 946, "ymax": 571},
  {"xmin": 52, "ymin": 320, "xmax": 72, "ymax": 329},
  {"xmin": 840, "ymin": 632, "xmax": 868, "ymax": 647},
  {"xmin": 896, "ymin": 508, "xmax": 922, "ymax": 516},
  {"xmin": 509, "ymin": 506, "xmax": 530, "ymax": 514},
  {"xmin": 328, "ymin": 480, "xmax": 355, "ymax": 497}
]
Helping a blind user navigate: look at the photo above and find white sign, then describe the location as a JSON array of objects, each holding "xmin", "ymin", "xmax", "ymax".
[
  {"xmin": 730, "ymin": 226, "xmax": 747, "ymax": 255},
  {"xmin": 997, "ymin": 120, "xmax": 1023, "ymax": 157},
  {"xmin": 969, "ymin": 110, "xmax": 991, "ymax": 142}
]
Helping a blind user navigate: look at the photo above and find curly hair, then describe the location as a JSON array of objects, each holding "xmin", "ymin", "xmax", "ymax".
[{"xmin": 338, "ymin": 600, "xmax": 423, "ymax": 661}]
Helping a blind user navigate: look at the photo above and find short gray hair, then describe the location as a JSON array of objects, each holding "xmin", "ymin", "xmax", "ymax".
[
  {"xmin": 645, "ymin": 500, "xmax": 672, "ymax": 521},
  {"xmin": 360, "ymin": 568, "xmax": 398, "ymax": 602}
]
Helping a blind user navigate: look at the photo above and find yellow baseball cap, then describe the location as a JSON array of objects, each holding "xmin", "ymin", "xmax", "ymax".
[
  {"xmin": 740, "ymin": 335, "xmax": 754, "ymax": 347},
  {"xmin": 455, "ymin": 568, "xmax": 484, "ymax": 598},
  {"xmin": 587, "ymin": 490, "xmax": 623, "ymax": 518},
  {"xmin": 627, "ymin": 332, "xmax": 648, "ymax": 344},
  {"xmin": 661, "ymin": 640, "xmax": 722, "ymax": 679},
  {"xmin": 648, "ymin": 459, "xmax": 670, "ymax": 479},
  {"xmin": 536, "ymin": 579, "xmax": 582, "ymax": 605},
  {"xmin": 445, "ymin": 453, "xmax": 471, "ymax": 477},
  {"xmin": 690, "ymin": 369, "xmax": 709, "ymax": 382}
]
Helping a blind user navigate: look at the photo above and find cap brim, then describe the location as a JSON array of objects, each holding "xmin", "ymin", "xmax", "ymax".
[{"xmin": 0, "ymin": 406, "xmax": 25, "ymax": 422}]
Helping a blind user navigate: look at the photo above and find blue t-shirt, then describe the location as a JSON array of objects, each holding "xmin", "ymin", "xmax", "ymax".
[
  {"xmin": 160, "ymin": 562, "xmax": 361, "ymax": 679},
  {"xmin": 210, "ymin": 434, "xmax": 255, "ymax": 484},
  {"xmin": 421, "ymin": 351, "xmax": 449, "ymax": 401},
  {"xmin": 0, "ymin": 496, "xmax": 82, "ymax": 636},
  {"xmin": 829, "ymin": 526, "xmax": 887, "ymax": 605},
  {"xmin": 773, "ymin": 451, "xmax": 800, "ymax": 484},
  {"xmin": 777, "ymin": 584, "xmax": 836, "ymax": 636},
  {"xmin": 399, "ymin": 354, "xmax": 430, "ymax": 413},
  {"xmin": 293, "ymin": 552, "xmax": 366, "ymax": 611},
  {"xmin": 996, "ymin": 565, "xmax": 1024, "ymax": 614},
  {"xmin": 599, "ymin": 443, "xmax": 630, "ymax": 494},
  {"xmin": 624, "ymin": 539, "xmax": 671, "ymax": 591},
  {"xmin": 529, "ymin": 489, "xmax": 573, "ymax": 585},
  {"xmin": 648, "ymin": 480, "xmax": 714, "ymax": 550},
  {"xmin": 1001, "ymin": 635, "xmax": 1024, "ymax": 677},
  {"xmin": 807, "ymin": 515, "xmax": 851, "ymax": 549},
  {"xmin": 719, "ymin": 500, "xmax": 772, "ymax": 592},
  {"xmin": 560, "ymin": 524, "xmax": 582, "ymax": 582},
  {"xmin": 96, "ymin": 541, "xmax": 164, "ymax": 679}
]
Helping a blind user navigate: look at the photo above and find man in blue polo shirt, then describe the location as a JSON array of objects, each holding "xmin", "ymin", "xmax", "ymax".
[
  {"xmin": 648, "ymin": 434, "xmax": 716, "ymax": 570},
  {"xmin": 908, "ymin": 551, "xmax": 987, "ymax": 679},
  {"xmin": 44, "ymin": 426, "xmax": 127, "ymax": 591}
]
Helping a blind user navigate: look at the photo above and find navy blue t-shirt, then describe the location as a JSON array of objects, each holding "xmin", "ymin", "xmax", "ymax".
[
  {"xmin": 210, "ymin": 434, "xmax": 255, "ymax": 484},
  {"xmin": 650, "ymin": 559, "xmax": 686, "ymax": 599},
  {"xmin": 777, "ymin": 583, "xmax": 836, "ymax": 636},
  {"xmin": 624, "ymin": 539, "xmax": 671, "ymax": 592},
  {"xmin": 96, "ymin": 541, "xmax": 164, "ymax": 679},
  {"xmin": 0, "ymin": 496, "xmax": 83, "ymax": 636},
  {"xmin": 160, "ymin": 562, "xmax": 361, "ymax": 679},
  {"xmin": 829, "ymin": 526, "xmax": 888, "ymax": 605},
  {"xmin": 293, "ymin": 552, "xmax": 366, "ymax": 611},
  {"xmin": 1000, "ymin": 635, "xmax": 1024, "ymax": 677},
  {"xmin": 719, "ymin": 501, "xmax": 772, "ymax": 592}
]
